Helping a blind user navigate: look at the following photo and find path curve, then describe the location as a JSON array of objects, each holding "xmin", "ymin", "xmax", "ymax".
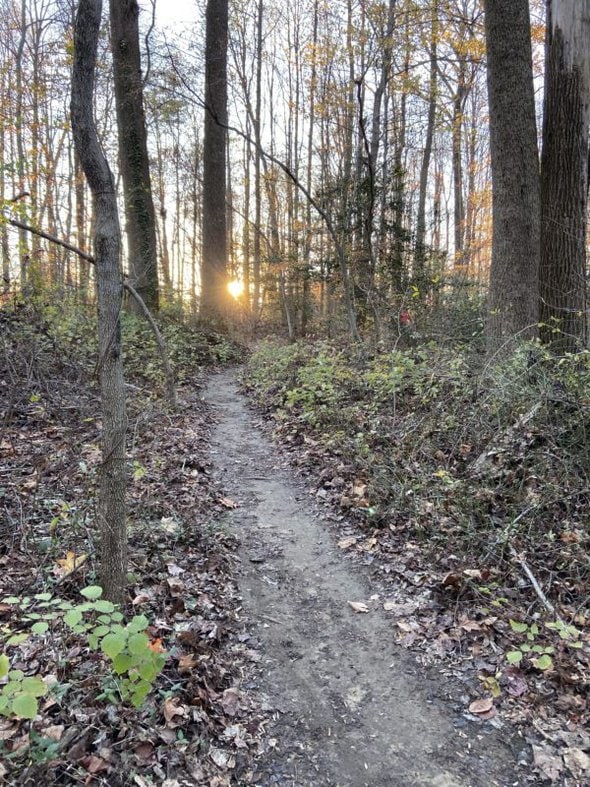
[{"xmin": 206, "ymin": 370, "xmax": 524, "ymax": 787}]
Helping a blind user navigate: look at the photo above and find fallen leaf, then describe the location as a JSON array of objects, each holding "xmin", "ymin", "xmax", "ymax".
[
  {"xmin": 463, "ymin": 569, "xmax": 482, "ymax": 579},
  {"xmin": 81, "ymin": 755, "xmax": 109, "ymax": 774},
  {"xmin": 134, "ymin": 742, "xmax": 155, "ymax": 762},
  {"xmin": 209, "ymin": 748, "xmax": 235, "ymax": 769},
  {"xmin": 533, "ymin": 745, "xmax": 564, "ymax": 781},
  {"xmin": 563, "ymin": 748, "xmax": 590, "ymax": 775},
  {"xmin": 220, "ymin": 687, "xmax": 241, "ymax": 717},
  {"xmin": 348, "ymin": 601, "xmax": 369, "ymax": 613},
  {"xmin": 506, "ymin": 673, "xmax": 528, "ymax": 698},
  {"xmin": 147, "ymin": 638, "xmax": 165, "ymax": 653},
  {"xmin": 338, "ymin": 536, "xmax": 358, "ymax": 549},
  {"xmin": 54, "ymin": 551, "xmax": 87, "ymax": 577},
  {"xmin": 468, "ymin": 697, "xmax": 493, "ymax": 715},
  {"xmin": 178, "ymin": 653, "xmax": 198, "ymax": 673},
  {"xmin": 163, "ymin": 697, "xmax": 186, "ymax": 726},
  {"xmin": 44, "ymin": 725, "xmax": 64, "ymax": 742}
]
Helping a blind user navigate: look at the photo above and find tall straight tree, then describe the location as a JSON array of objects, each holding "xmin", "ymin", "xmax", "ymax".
[
  {"xmin": 109, "ymin": 0, "xmax": 159, "ymax": 312},
  {"xmin": 71, "ymin": 0, "xmax": 128, "ymax": 603},
  {"xmin": 201, "ymin": 0, "xmax": 229, "ymax": 320},
  {"xmin": 483, "ymin": 0, "xmax": 540, "ymax": 349},
  {"xmin": 539, "ymin": 0, "xmax": 590, "ymax": 352}
]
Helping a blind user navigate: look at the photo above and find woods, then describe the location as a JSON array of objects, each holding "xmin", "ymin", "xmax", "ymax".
[{"xmin": 1, "ymin": 0, "xmax": 589, "ymax": 784}]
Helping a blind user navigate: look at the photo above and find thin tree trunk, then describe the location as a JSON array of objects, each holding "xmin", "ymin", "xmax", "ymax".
[
  {"xmin": 71, "ymin": 0, "xmax": 128, "ymax": 604},
  {"xmin": 109, "ymin": 0, "xmax": 159, "ymax": 313},
  {"xmin": 414, "ymin": 0, "xmax": 438, "ymax": 278}
]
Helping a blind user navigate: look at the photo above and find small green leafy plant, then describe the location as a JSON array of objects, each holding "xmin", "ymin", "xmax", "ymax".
[
  {"xmin": 0, "ymin": 655, "xmax": 48, "ymax": 720},
  {"xmin": 506, "ymin": 619, "xmax": 554, "ymax": 670},
  {"xmin": 1, "ymin": 585, "xmax": 166, "ymax": 718}
]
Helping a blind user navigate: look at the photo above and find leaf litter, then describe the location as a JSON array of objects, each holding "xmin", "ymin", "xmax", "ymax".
[{"xmin": 0, "ymin": 307, "xmax": 270, "ymax": 785}]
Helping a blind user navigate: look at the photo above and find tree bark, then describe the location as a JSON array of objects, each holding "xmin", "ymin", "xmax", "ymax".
[
  {"xmin": 109, "ymin": 0, "xmax": 159, "ymax": 313},
  {"xmin": 483, "ymin": 0, "xmax": 540, "ymax": 351},
  {"xmin": 71, "ymin": 0, "xmax": 128, "ymax": 604},
  {"xmin": 539, "ymin": 0, "xmax": 590, "ymax": 352},
  {"xmin": 201, "ymin": 0, "xmax": 229, "ymax": 320},
  {"xmin": 414, "ymin": 0, "xmax": 438, "ymax": 278}
]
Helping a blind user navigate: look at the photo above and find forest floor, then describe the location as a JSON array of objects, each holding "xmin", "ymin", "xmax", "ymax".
[
  {"xmin": 205, "ymin": 369, "xmax": 525, "ymax": 787},
  {"xmin": 1, "ymin": 306, "xmax": 588, "ymax": 786}
]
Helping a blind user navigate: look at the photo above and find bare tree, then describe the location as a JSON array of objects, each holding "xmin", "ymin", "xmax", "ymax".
[
  {"xmin": 201, "ymin": 0, "xmax": 229, "ymax": 320},
  {"xmin": 109, "ymin": 0, "xmax": 159, "ymax": 312},
  {"xmin": 539, "ymin": 0, "xmax": 590, "ymax": 352},
  {"xmin": 71, "ymin": 0, "xmax": 128, "ymax": 603},
  {"xmin": 483, "ymin": 0, "xmax": 540, "ymax": 350}
]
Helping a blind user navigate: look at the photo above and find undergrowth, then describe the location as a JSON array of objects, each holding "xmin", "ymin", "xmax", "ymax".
[{"xmin": 244, "ymin": 339, "xmax": 590, "ymax": 614}]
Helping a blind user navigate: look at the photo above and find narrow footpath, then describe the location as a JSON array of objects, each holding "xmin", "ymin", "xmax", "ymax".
[{"xmin": 206, "ymin": 370, "xmax": 525, "ymax": 787}]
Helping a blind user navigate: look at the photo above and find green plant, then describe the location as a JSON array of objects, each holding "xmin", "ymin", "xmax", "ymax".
[
  {"xmin": 0, "ymin": 655, "xmax": 48, "ymax": 719},
  {"xmin": 506, "ymin": 619, "xmax": 555, "ymax": 670},
  {"xmin": 1, "ymin": 586, "xmax": 166, "ymax": 717}
]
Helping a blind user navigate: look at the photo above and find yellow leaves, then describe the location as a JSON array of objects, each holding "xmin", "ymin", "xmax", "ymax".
[{"xmin": 53, "ymin": 551, "xmax": 87, "ymax": 578}]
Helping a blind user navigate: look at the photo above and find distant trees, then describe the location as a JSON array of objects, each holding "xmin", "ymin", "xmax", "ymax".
[
  {"xmin": 483, "ymin": 0, "xmax": 540, "ymax": 350},
  {"xmin": 109, "ymin": 0, "xmax": 159, "ymax": 313},
  {"xmin": 539, "ymin": 0, "xmax": 590, "ymax": 352}
]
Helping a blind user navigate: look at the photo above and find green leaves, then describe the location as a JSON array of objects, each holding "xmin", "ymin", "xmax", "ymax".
[
  {"xmin": 101, "ymin": 633, "xmax": 126, "ymax": 659},
  {"xmin": 80, "ymin": 585, "xmax": 103, "ymax": 600},
  {"xmin": 1, "ymin": 585, "xmax": 167, "ymax": 718},
  {"xmin": 0, "ymin": 659, "xmax": 48, "ymax": 720}
]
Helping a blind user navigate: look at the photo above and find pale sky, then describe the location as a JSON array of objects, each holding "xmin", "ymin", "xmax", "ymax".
[{"xmin": 153, "ymin": 0, "xmax": 198, "ymax": 29}]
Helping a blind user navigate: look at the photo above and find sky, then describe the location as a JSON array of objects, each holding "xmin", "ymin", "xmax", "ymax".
[{"xmin": 153, "ymin": 0, "xmax": 198, "ymax": 30}]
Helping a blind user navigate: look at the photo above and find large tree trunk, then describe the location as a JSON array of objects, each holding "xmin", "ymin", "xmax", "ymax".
[
  {"xmin": 483, "ymin": 0, "xmax": 540, "ymax": 350},
  {"xmin": 109, "ymin": 0, "xmax": 159, "ymax": 313},
  {"xmin": 539, "ymin": 0, "xmax": 590, "ymax": 352},
  {"xmin": 200, "ymin": 0, "xmax": 229, "ymax": 320},
  {"xmin": 71, "ymin": 0, "xmax": 128, "ymax": 604}
]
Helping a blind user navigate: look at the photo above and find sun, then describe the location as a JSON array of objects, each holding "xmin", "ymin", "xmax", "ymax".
[{"xmin": 227, "ymin": 279, "xmax": 244, "ymax": 299}]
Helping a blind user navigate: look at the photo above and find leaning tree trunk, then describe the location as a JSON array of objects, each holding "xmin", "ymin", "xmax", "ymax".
[
  {"xmin": 200, "ymin": 0, "xmax": 230, "ymax": 320},
  {"xmin": 109, "ymin": 0, "xmax": 159, "ymax": 313},
  {"xmin": 539, "ymin": 0, "xmax": 590, "ymax": 352},
  {"xmin": 71, "ymin": 0, "xmax": 128, "ymax": 604},
  {"xmin": 483, "ymin": 0, "xmax": 540, "ymax": 351}
]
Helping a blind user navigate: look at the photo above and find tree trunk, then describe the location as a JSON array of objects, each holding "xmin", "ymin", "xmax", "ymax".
[
  {"xmin": 200, "ymin": 0, "xmax": 229, "ymax": 320},
  {"xmin": 539, "ymin": 0, "xmax": 590, "ymax": 352},
  {"xmin": 109, "ymin": 0, "xmax": 159, "ymax": 312},
  {"xmin": 414, "ymin": 0, "xmax": 438, "ymax": 279},
  {"xmin": 71, "ymin": 0, "xmax": 128, "ymax": 604},
  {"xmin": 483, "ymin": 0, "xmax": 540, "ymax": 350}
]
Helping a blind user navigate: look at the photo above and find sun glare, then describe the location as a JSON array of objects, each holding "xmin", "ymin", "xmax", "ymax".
[{"xmin": 227, "ymin": 279, "xmax": 244, "ymax": 299}]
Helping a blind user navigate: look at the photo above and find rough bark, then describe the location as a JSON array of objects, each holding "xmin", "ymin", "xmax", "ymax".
[
  {"xmin": 483, "ymin": 0, "xmax": 540, "ymax": 351},
  {"xmin": 200, "ymin": 0, "xmax": 230, "ymax": 320},
  {"xmin": 71, "ymin": 0, "xmax": 128, "ymax": 603},
  {"xmin": 539, "ymin": 0, "xmax": 590, "ymax": 352},
  {"xmin": 109, "ymin": 0, "xmax": 159, "ymax": 312}
]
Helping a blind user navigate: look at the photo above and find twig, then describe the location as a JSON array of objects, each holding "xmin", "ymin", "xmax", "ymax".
[{"xmin": 508, "ymin": 544, "xmax": 564, "ymax": 623}]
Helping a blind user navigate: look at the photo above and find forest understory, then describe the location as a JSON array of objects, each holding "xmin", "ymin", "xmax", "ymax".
[{"xmin": 0, "ymin": 303, "xmax": 589, "ymax": 786}]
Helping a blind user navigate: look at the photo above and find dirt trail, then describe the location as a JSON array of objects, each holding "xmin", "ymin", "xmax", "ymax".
[{"xmin": 206, "ymin": 370, "xmax": 525, "ymax": 787}]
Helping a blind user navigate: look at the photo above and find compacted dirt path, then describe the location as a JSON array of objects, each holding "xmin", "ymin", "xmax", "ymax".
[{"xmin": 206, "ymin": 370, "xmax": 525, "ymax": 787}]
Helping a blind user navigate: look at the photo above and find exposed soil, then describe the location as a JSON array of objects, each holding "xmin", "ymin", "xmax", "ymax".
[{"xmin": 206, "ymin": 369, "xmax": 527, "ymax": 787}]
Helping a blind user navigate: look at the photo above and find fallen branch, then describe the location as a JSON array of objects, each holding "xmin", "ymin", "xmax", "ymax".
[
  {"xmin": 6, "ymin": 215, "xmax": 177, "ymax": 406},
  {"xmin": 508, "ymin": 544, "xmax": 564, "ymax": 624}
]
